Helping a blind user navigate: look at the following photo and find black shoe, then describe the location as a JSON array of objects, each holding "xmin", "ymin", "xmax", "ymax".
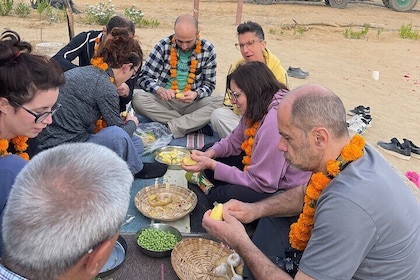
[
  {"xmin": 402, "ymin": 139, "xmax": 420, "ymax": 160},
  {"xmin": 377, "ymin": 138, "xmax": 411, "ymax": 160},
  {"xmin": 134, "ymin": 162, "xmax": 168, "ymax": 179},
  {"xmin": 360, "ymin": 114, "xmax": 372, "ymax": 127},
  {"xmin": 194, "ymin": 124, "xmax": 214, "ymax": 136},
  {"xmin": 348, "ymin": 105, "xmax": 370, "ymax": 116}
]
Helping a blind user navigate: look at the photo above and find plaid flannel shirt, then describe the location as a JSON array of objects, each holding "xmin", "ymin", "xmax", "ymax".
[
  {"xmin": 137, "ymin": 34, "xmax": 217, "ymax": 99},
  {"xmin": 0, "ymin": 264, "xmax": 27, "ymax": 280}
]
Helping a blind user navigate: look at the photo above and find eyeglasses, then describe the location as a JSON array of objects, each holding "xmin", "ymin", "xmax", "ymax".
[
  {"xmin": 235, "ymin": 40, "xmax": 263, "ymax": 50},
  {"xmin": 228, "ymin": 90, "xmax": 243, "ymax": 103},
  {"xmin": 131, "ymin": 66, "xmax": 139, "ymax": 79},
  {"xmin": 11, "ymin": 100, "xmax": 62, "ymax": 123}
]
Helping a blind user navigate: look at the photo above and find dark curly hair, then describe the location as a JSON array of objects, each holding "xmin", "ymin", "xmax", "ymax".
[{"xmin": 97, "ymin": 28, "xmax": 143, "ymax": 70}]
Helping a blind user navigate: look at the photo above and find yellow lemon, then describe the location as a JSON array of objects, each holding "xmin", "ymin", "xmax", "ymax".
[
  {"xmin": 183, "ymin": 155, "xmax": 197, "ymax": 166},
  {"xmin": 209, "ymin": 203, "xmax": 223, "ymax": 221}
]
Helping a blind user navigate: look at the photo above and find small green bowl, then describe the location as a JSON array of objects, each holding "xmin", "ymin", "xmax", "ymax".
[{"xmin": 136, "ymin": 223, "xmax": 183, "ymax": 258}]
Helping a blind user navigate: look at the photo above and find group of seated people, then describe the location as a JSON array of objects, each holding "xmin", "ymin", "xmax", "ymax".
[{"xmin": 1, "ymin": 13, "xmax": 420, "ymax": 280}]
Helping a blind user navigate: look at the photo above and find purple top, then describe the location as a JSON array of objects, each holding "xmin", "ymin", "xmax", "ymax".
[{"xmin": 211, "ymin": 89, "xmax": 311, "ymax": 193}]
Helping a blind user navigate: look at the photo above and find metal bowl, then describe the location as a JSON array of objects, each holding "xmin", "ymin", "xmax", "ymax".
[
  {"xmin": 154, "ymin": 146, "xmax": 191, "ymax": 170},
  {"xmin": 136, "ymin": 223, "xmax": 183, "ymax": 258},
  {"xmin": 97, "ymin": 235, "xmax": 127, "ymax": 277}
]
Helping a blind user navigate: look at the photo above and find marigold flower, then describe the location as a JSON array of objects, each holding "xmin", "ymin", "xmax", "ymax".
[
  {"xmin": 242, "ymin": 156, "xmax": 251, "ymax": 165},
  {"xmin": 245, "ymin": 145, "xmax": 252, "ymax": 155},
  {"xmin": 1, "ymin": 137, "xmax": 29, "ymax": 160},
  {"xmin": 302, "ymin": 203, "xmax": 316, "ymax": 216},
  {"xmin": 326, "ymin": 160, "xmax": 340, "ymax": 176},
  {"xmin": 311, "ymin": 173, "xmax": 331, "ymax": 191},
  {"xmin": 0, "ymin": 139, "xmax": 10, "ymax": 152},
  {"xmin": 305, "ymin": 185, "xmax": 321, "ymax": 200},
  {"xmin": 94, "ymin": 118, "xmax": 107, "ymax": 134},
  {"xmin": 19, "ymin": 152, "xmax": 30, "ymax": 161}
]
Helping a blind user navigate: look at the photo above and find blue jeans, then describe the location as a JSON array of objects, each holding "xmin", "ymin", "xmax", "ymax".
[{"xmin": 88, "ymin": 126, "xmax": 144, "ymax": 174}]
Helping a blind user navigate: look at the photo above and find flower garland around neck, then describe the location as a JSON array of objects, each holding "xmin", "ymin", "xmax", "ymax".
[
  {"xmin": 0, "ymin": 136, "xmax": 30, "ymax": 160},
  {"xmin": 169, "ymin": 35, "xmax": 201, "ymax": 92},
  {"xmin": 240, "ymin": 119, "xmax": 261, "ymax": 171},
  {"xmin": 289, "ymin": 134, "xmax": 365, "ymax": 251},
  {"xmin": 94, "ymin": 37, "xmax": 101, "ymax": 57},
  {"xmin": 91, "ymin": 56, "xmax": 116, "ymax": 133}
]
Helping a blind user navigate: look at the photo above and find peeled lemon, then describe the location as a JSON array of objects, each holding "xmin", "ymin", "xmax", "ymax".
[
  {"xmin": 209, "ymin": 203, "xmax": 223, "ymax": 221},
  {"xmin": 183, "ymin": 155, "xmax": 197, "ymax": 166}
]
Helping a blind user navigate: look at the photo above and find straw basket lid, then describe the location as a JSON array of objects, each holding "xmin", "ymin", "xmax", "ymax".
[
  {"xmin": 171, "ymin": 238, "xmax": 234, "ymax": 280},
  {"xmin": 134, "ymin": 183, "xmax": 197, "ymax": 222}
]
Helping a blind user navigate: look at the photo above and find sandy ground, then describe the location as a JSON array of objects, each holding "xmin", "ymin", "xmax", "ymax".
[{"xmin": 1, "ymin": 0, "xmax": 419, "ymax": 195}]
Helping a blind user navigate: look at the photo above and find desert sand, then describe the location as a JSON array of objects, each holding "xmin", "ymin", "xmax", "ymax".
[{"xmin": 1, "ymin": 0, "xmax": 419, "ymax": 195}]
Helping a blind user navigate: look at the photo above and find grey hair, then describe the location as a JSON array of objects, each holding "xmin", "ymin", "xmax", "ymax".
[
  {"xmin": 2, "ymin": 142, "xmax": 133, "ymax": 279},
  {"xmin": 289, "ymin": 85, "xmax": 349, "ymax": 138}
]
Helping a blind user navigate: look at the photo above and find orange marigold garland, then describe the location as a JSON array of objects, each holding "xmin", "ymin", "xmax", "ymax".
[
  {"xmin": 0, "ymin": 136, "xmax": 29, "ymax": 160},
  {"xmin": 289, "ymin": 134, "xmax": 365, "ymax": 251},
  {"xmin": 169, "ymin": 35, "xmax": 201, "ymax": 92},
  {"xmin": 91, "ymin": 56, "xmax": 116, "ymax": 133},
  {"xmin": 240, "ymin": 119, "xmax": 261, "ymax": 171},
  {"xmin": 94, "ymin": 37, "xmax": 101, "ymax": 57}
]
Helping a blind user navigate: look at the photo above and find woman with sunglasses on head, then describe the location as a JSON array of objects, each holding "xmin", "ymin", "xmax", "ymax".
[
  {"xmin": 35, "ymin": 28, "xmax": 167, "ymax": 179},
  {"xmin": 182, "ymin": 61, "xmax": 311, "ymax": 208},
  {"xmin": 0, "ymin": 30, "xmax": 65, "ymax": 256}
]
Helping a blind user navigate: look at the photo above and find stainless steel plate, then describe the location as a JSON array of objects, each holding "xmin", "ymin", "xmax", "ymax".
[{"xmin": 154, "ymin": 146, "xmax": 191, "ymax": 170}]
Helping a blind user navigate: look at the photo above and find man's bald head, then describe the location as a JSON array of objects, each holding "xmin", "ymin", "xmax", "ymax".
[
  {"xmin": 174, "ymin": 14, "xmax": 198, "ymax": 31},
  {"xmin": 279, "ymin": 84, "xmax": 349, "ymax": 138}
]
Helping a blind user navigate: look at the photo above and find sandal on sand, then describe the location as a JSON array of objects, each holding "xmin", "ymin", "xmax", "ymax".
[{"xmin": 405, "ymin": 171, "xmax": 420, "ymax": 189}]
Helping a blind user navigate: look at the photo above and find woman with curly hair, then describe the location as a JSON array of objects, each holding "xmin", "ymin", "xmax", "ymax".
[{"xmin": 35, "ymin": 28, "xmax": 167, "ymax": 179}]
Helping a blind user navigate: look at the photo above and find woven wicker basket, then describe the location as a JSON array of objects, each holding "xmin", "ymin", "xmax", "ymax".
[
  {"xmin": 134, "ymin": 183, "xmax": 197, "ymax": 222},
  {"xmin": 171, "ymin": 238, "xmax": 234, "ymax": 280}
]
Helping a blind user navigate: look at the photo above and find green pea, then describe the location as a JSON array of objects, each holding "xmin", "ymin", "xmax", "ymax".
[{"xmin": 137, "ymin": 228, "xmax": 178, "ymax": 251}]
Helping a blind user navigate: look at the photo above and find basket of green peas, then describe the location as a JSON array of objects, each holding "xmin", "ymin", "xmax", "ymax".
[{"xmin": 136, "ymin": 223, "xmax": 183, "ymax": 258}]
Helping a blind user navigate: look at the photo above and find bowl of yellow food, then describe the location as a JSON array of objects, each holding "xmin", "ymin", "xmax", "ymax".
[{"xmin": 154, "ymin": 146, "xmax": 191, "ymax": 169}]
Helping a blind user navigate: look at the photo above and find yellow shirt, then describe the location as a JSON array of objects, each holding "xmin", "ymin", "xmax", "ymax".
[{"xmin": 223, "ymin": 48, "xmax": 287, "ymax": 108}]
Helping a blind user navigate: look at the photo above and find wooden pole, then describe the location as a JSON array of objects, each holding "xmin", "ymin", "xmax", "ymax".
[
  {"xmin": 235, "ymin": 0, "xmax": 244, "ymax": 25},
  {"xmin": 62, "ymin": 0, "xmax": 75, "ymax": 41},
  {"xmin": 193, "ymin": 0, "xmax": 199, "ymax": 20}
]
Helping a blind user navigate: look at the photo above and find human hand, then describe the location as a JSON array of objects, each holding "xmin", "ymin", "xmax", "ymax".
[
  {"xmin": 117, "ymin": 83, "xmax": 130, "ymax": 97},
  {"xmin": 124, "ymin": 113, "xmax": 139, "ymax": 126},
  {"xmin": 156, "ymin": 87, "xmax": 175, "ymax": 101},
  {"xmin": 180, "ymin": 151, "xmax": 216, "ymax": 172},
  {"xmin": 180, "ymin": 90, "xmax": 198, "ymax": 103},
  {"xmin": 225, "ymin": 199, "xmax": 257, "ymax": 224},
  {"xmin": 202, "ymin": 207, "xmax": 249, "ymax": 249}
]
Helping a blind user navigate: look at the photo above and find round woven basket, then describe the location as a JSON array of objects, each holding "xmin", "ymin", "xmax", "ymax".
[
  {"xmin": 171, "ymin": 238, "xmax": 234, "ymax": 280},
  {"xmin": 134, "ymin": 183, "xmax": 197, "ymax": 222}
]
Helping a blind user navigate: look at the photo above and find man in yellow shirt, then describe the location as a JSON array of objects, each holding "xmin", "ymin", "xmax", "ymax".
[{"xmin": 210, "ymin": 21, "xmax": 288, "ymax": 138}]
